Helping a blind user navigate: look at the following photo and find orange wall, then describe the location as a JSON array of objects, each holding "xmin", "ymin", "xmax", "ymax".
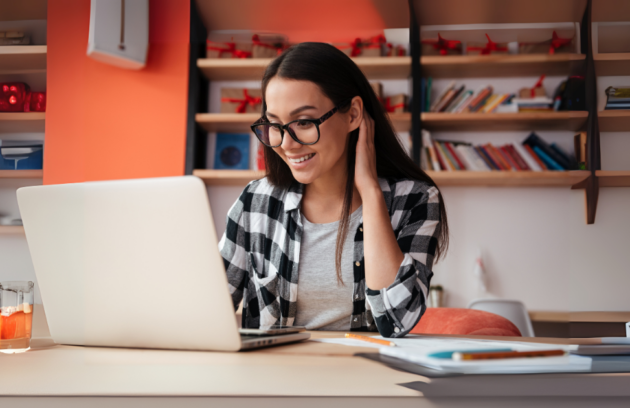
[{"xmin": 44, "ymin": 0, "xmax": 191, "ymax": 185}]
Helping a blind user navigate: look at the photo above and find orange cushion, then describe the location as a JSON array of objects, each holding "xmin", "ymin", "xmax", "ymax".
[{"xmin": 411, "ymin": 307, "xmax": 522, "ymax": 337}]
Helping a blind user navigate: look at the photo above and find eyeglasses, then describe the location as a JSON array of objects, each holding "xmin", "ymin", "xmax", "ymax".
[{"xmin": 251, "ymin": 99, "xmax": 352, "ymax": 148}]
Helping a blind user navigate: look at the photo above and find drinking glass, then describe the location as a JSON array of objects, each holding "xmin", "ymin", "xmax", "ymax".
[{"xmin": 0, "ymin": 281, "xmax": 35, "ymax": 353}]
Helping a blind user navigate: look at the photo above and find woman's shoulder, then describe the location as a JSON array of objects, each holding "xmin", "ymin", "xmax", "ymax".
[
  {"xmin": 235, "ymin": 176, "xmax": 300, "ymax": 214},
  {"xmin": 378, "ymin": 176, "xmax": 439, "ymax": 200}
]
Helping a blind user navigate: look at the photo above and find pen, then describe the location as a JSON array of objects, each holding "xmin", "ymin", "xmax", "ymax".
[
  {"xmin": 452, "ymin": 349, "xmax": 566, "ymax": 361},
  {"xmin": 428, "ymin": 349, "xmax": 512, "ymax": 359},
  {"xmin": 345, "ymin": 333, "xmax": 396, "ymax": 347}
]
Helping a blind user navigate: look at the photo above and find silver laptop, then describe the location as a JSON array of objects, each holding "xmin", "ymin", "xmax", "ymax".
[{"xmin": 17, "ymin": 176, "xmax": 309, "ymax": 351}]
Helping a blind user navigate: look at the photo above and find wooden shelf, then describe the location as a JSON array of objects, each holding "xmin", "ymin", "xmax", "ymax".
[
  {"xmin": 0, "ymin": 45, "xmax": 47, "ymax": 73},
  {"xmin": 412, "ymin": 0, "xmax": 586, "ymax": 25},
  {"xmin": 423, "ymin": 54, "xmax": 585, "ymax": 79},
  {"xmin": 196, "ymin": 113, "xmax": 411, "ymax": 133},
  {"xmin": 0, "ymin": 0, "xmax": 47, "ymax": 22},
  {"xmin": 598, "ymin": 110, "xmax": 630, "ymax": 132},
  {"xmin": 0, "ymin": 225, "xmax": 25, "ymax": 235},
  {"xmin": 594, "ymin": 53, "xmax": 630, "ymax": 77},
  {"xmin": 193, "ymin": 169, "xmax": 589, "ymax": 187},
  {"xmin": 0, "ymin": 112, "xmax": 45, "ymax": 133},
  {"xmin": 198, "ymin": 54, "xmax": 584, "ymax": 81},
  {"xmin": 421, "ymin": 111, "xmax": 588, "ymax": 131},
  {"xmin": 427, "ymin": 171, "xmax": 590, "ymax": 187},
  {"xmin": 193, "ymin": 169, "xmax": 265, "ymax": 186},
  {"xmin": 596, "ymin": 170, "xmax": 630, "ymax": 187},
  {"xmin": 0, "ymin": 170, "xmax": 43, "ymax": 179},
  {"xmin": 198, "ymin": 57, "xmax": 411, "ymax": 81}
]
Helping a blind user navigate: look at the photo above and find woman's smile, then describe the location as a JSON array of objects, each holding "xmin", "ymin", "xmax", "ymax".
[{"xmin": 286, "ymin": 152, "xmax": 316, "ymax": 169}]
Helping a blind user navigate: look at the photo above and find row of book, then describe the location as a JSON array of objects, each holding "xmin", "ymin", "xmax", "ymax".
[
  {"xmin": 420, "ymin": 131, "xmax": 584, "ymax": 172},
  {"xmin": 604, "ymin": 86, "xmax": 630, "ymax": 110}
]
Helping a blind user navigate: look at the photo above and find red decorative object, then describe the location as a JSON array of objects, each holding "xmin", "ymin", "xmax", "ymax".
[
  {"xmin": 206, "ymin": 41, "xmax": 252, "ymax": 58},
  {"xmin": 0, "ymin": 82, "xmax": 30, "ymax": 112},
  {"xmin": 549, "ymin": 31, "xmax": 573, "ymax": 55},
  {"xmin": 384, "ymin": 97, "xmax": 406, "ymax": 113},
  {"xmin": 221, "ymin": 89, "xmax": 262, "ymax": 113},
  {"xmin": 421, "ymin": 33, "xmax": 461, "ymax": 55},
  {"xmin": 24, "ymin": 91, "xmax": 46, "ymax": 112},
  {"xmin": 467, "ymin": 34, "xmax": 508, "ymax": 55},
  {"xmin": 251, "ymin": 34, "xmax": 284, "ymax": 57},
  {"xmin": 530, "ymin": 74, "xmax": 546, "ymax": 98}
]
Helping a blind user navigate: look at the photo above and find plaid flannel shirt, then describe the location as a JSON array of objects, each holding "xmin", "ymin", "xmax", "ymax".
[{"xmin": 218, "ymin": 176, "xmax": 441, "ymax": 338}]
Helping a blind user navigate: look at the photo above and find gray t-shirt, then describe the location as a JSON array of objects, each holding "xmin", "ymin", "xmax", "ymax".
[{"xmin": 294, "ymin": 206, "xmax": 363, "ymax": 330}]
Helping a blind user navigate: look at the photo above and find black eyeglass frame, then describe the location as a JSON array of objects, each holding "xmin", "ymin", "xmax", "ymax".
[{"xmin": 250, "ymin": 99, "xmax": 353, "ymax": 148}]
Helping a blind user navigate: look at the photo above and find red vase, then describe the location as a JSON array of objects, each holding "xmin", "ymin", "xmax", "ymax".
[{"xmin": 0, "ymin": 83, "xmax": 30, "ymax": 112}]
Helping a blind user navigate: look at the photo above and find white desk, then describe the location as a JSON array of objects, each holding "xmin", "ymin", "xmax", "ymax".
[{"xmin": 1, "ymin": 306, "xmax": 629, "ymax": 408}]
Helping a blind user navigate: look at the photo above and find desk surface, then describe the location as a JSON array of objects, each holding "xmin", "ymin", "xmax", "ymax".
[{"xmin": 2, "ymin": 306, "xmax": 630, "ymax": 407}]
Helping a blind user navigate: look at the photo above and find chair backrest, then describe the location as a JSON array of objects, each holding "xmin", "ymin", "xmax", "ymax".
[{"xmin": 468, "ymin": 299, "xmax": 535, "ymax": 337}]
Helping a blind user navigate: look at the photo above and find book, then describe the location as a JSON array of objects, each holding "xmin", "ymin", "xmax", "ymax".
[
  {"xmin": 484, "ymin": 94, "xmax": 510, "ymax": 113},
  {"xmin": 573, "ymin": 132, "xmax": 587, "ymax": 170},
  {"xmin": 533, "ymin": 145, "xmax": 563, "ymax": 170},
  {"xmin": 444, "ymin": 142, "xmax": 466, "ymax": 170},
  {"xmin": 522, "ymin": 132, "xmax": 570, "ymax": 170},
  {"xmin": 485, "ymin": 144, "xmax": 511, "ymax": 170},
  {"xmin": 450, "ymin": 90, "xmax": 474, "ymax": 113},
  {"xmin": 213, "ymin": 133, "xmax": 250, "ymax": 170},
  {"xmin": 422, "ymin": 130, "xmax": 441, "ymax": 172},
  {"xmin": 430, "ymin": 80, "xmax": 455, "ymax": 112},
  {"xmin": 477, "ymin": 146, "xmax": 501, "ymax": 170},
  {"xmin": 445, "ymin": 89, "xmax": 471, "ymax": 113},
  {"xmin": 467, "ymin": 87, "xmax": 493, "ymax": 112},
  {"xmin": 512, "ymin": 143, "xmax": 542, "ymax": 171},
  {"xmin": 550, "ymin": 143, "xmax": 577, "ymax": 169},
  {"xmin": 438, "ymin": 141, "xmax": 460, "ymax": 170},
  {"xmin": 434, "ymin": 141, "xmax": 455, "ymax": 170},
  {"xmin": 498, "ymin": 146, "xmax": 521, "ymax": 170},
  {"xmin": 523, "ymin": 144, "xmax": 548, "ymax": 170},
  {"xmin": 504, "ymin": 144, "xmax": 531, "ymax": 171},
  {"xmin": 435, "ymin": 85, "xmax": 464, "ymax": 113}
]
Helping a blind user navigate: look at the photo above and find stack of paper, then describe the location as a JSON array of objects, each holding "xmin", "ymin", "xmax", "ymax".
[{"xmin": 315, "ymin": 336, "xmax": 592, "ymax": 375}]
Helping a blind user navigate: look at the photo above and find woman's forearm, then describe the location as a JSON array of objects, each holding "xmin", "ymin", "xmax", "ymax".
[{"xmin": 361, "ymin": 186, "xmax": 404, "ymax": 290}]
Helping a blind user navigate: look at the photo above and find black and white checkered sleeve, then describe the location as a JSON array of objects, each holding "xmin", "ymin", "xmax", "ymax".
[
  {"xmin": 366, "ymin": 181, "xmax": 440, "ymax": 338},
  {"xmin": 218, "ymin": 183, "xmax": 252, "ymax": 311}
]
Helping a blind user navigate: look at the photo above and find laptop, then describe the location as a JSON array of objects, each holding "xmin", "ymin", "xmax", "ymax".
[{"xmin": 17, "ymin": 176, "xmax": 310, "ymax": 351}]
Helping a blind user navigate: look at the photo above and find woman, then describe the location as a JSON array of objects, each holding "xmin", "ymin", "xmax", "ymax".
[{"xmin": 219, "ymin": 42, "xmax": 448, "ymax": 338}]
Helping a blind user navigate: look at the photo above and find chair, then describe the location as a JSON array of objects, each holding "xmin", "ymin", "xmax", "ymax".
[
  {"xmin": 410, "ymin": 308, "xmax": 522, "ymax": 337},
  {"xmin": 468, "ymin": 299, "xmax": 535, "ymax": 337}
]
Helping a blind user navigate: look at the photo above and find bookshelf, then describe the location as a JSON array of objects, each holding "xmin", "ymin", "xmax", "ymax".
[
  {"xmin": 422, "ymin": 112, "xmax": 588, "ymax": 132},
  {"xmin": 196, "ymin": 112, "xmax": 412, "ymax": 133},
  {"xmin": 598, "ymin": 110, "xmax": 630, "ymax": 132},
  {"xmin": 198, "ymin": 57, "xmax": 412, "ymax": 81},
  {"xmin": 197, "ymin": 54, "xmax": 586, "ymax": 81},
  {"xmin": 193, "ymin": 169, "xmax": 590, "ymax": 188},
  {"xmin": 596, "ymin": 171, "xmax": 630, "ymax": 187},
  {"xmin": 423, "ymin": 54, "xmax": 585, "ymax": 79},
  {"xmin": 0, "ymin": 112, "xmax": 46, "ymax": 133},
  {"xmin": 193, "ymin": 169, "xmax": 265, "ymax": 186},
  {"xmin": 0, "ymin": 170, "xmax": 43, "ymax": 179},
  {"xmin": 0, "ymin": 45, "xmax": 47, "ymax": 73},
  {"xmin": 0, "ymin": 226, "xmax": 25, "ymax": 235},
  {"xmin": 593, "ymin": 53, "xmax": 630, "ymax": 76}
]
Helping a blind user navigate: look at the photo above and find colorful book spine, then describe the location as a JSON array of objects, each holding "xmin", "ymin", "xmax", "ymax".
[
  {"xmin": 523, "ymin": 132, "xmax": 570, "ymax": 169},
  {"xmin": 505, "ymin": 144, "xmax": 531, "ymax": 171},
  {"xmin": 445, "ymin": 142, "xmax": 466, "ymax": 170},
  {"xmin": 433, "ymin": 141, "xmax": 449, "ymax": 170},
  {"xmin": 533, "ymin": 146, "xmax": 564, "ymax": 170},
  {"xmin": 476, "ymin": 146, "xmax": 500, "ymax": 170},
  {"xmin": 523, "ymin": 144, "xmax": 548, "ymax": 170},
  {"xmin": 485, "ymin": 144, "xmax": 510, "ymax": 170},
  {"xmin": 513, "ymin": 143, "xmax": 541, "ymax": 171},
  {"xmin": 498, "ymin": 146, "xmax": 521, "ymax": 170},
  {"xmin": 438, "ymin": 141, "xmax": 460, "ymax": 170}
]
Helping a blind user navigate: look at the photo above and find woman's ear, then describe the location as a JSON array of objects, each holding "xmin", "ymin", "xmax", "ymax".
[{"xmin": 347, "ymin": 96, "xmax": 364, "ymax": 132}]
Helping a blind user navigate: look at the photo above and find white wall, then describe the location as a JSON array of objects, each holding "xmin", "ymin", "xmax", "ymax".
[{"xmin": 206, "ymin": 74, "xmax": 630, "ymax": 313}]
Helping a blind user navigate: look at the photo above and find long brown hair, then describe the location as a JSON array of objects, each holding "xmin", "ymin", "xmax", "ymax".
[{"xmin": 260, "ymin": 42, "xmax": 448, "ymax": 282}]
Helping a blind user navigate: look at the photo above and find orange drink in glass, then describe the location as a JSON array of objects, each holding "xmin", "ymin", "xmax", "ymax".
[{"xmin": 0, "ymin": 281, "xmax": 35, "ymax": 353}]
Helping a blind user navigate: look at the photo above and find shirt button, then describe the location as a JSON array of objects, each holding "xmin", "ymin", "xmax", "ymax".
[
  {"xmin": 354, "ymin": 318, "xmax": 358, "ymax": 322},
  {"xmin": 359, "ymin": 227, "xmax": 363, "ymax": 232},
  {"xmin": 355, "ymin": 294, "xmax": 359, "ymax": 299},
  {"xmin": 394, "ymin": 327, "xmax": 400, "ymax": 333},
  {"xmin": 355, "ymin": 261, "xmax": 360, "ymax": 267}
]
